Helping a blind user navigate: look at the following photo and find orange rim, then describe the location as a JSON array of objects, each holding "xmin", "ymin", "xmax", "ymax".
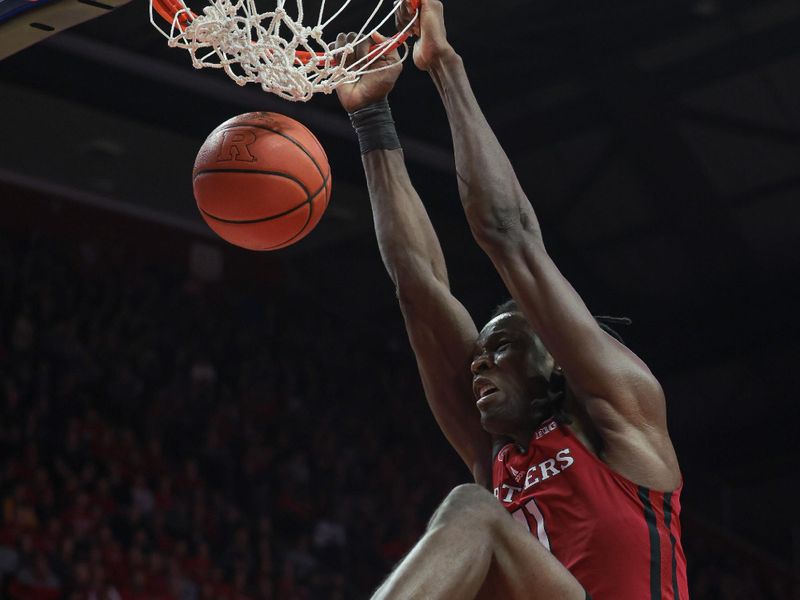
[{"xmin": 153, "ymin": 0, "xmax": 195, "ymax": 29}]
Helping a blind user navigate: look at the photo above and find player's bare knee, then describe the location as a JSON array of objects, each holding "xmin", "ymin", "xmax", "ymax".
[{"xmin": 428, "ymin": 484, "xmax": 501, "ymax": 530}]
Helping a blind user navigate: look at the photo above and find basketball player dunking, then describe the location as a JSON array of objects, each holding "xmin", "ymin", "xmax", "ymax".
[{"xmin": 335, "ymin": 1, "xmax": 688, "ymax": 598}]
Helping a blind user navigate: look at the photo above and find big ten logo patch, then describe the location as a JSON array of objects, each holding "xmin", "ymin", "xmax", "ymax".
[
  {"xmin": 217, "ymin": 129, "xmax": 257, "ymax": 162},
  {"xmin": 535, "ymin": 420, "xmax": 557, "ymax": 440}
]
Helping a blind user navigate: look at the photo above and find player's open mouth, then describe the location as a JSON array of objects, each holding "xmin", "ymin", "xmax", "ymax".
[
  {"xmin": 476, "ymin": 390, "xmax": 500, "ymax": 411},
  {"xmin": 473, "ymin": 377, "xmax": 499, "ymax": 402},
  {"xmin": 479, "ymin": 386, "xmax": 498, "ymax": 399}
]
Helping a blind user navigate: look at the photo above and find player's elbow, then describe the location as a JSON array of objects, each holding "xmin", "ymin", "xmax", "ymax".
[
  {"xmin": 466, "ymin": 198, "xmax": 543, "ymax": 251},
  {"xmin": 394, "ymin": 279, "xmax": 420, "ymax": 309},
  {"xmin": 385, "ymin": 252, "xmax": 441, "ymax": 296},
  {"xmin": 393, "ymin": 271, "xmax": 439, "ymax": 312}
]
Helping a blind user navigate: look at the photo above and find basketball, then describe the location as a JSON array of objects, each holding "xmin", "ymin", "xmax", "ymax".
[{"xmin": 192, "ymin": 112, "xmax": 331, "ymax": 251}]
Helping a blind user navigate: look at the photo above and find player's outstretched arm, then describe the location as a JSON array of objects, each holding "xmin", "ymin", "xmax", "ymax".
[
  {"xmin": 335, "ymin": 33, "xmax": 492, "ymax": 486},
  {"xmin": 398, "ymin": 0, "xmax": 680, "ymax": 489}
]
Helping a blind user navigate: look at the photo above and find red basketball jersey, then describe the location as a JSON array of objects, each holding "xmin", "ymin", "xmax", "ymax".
[{"xmin": 492, "ymin": 418, "xmax": 688, "ymax": 600}]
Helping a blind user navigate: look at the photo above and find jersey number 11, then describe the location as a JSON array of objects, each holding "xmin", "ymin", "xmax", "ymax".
[{"xmin": 511, "ymin": 498, "xmax": 551, "ymax": 551}]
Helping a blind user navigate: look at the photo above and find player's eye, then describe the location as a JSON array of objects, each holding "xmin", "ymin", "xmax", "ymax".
[{"xmin": 496, "ymin": 340, "xmax": 511, "ymax": 351}]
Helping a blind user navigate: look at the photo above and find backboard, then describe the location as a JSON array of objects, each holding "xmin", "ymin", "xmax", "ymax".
[{"xmin": 0, "ymin": 0, "xmax": 132, "ymax": 60}]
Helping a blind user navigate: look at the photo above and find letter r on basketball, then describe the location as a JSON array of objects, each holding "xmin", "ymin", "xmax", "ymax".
[{"xmin": 217, "ymin": 130, "xmax": 257, "ymax": 162}]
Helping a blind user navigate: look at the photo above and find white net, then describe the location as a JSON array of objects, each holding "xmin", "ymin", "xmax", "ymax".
[{"xmin": 150, "ymin": 0, "xmax": 417, "ymax": 101}]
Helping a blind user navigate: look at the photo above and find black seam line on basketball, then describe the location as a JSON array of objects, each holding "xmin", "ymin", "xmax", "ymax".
[
  {"xmin": 193, "ymin": 168, "xmax": 310, "ymax": 197},
  {"xmin": 216, "ymin": 123, "xmax": 325, "ymax": 180},
  {"xmin": 199, "ymin": 175, "xmax": 328, "ymax": 225},
  {"xmin": 194, "ymin": 167, "xmax": 330, "ymax": 222},
  {"xmin": 638, "ymin": 486, "xmax": 661, "ymax": 600},
  {"xmin": 260, "ymin": 180, "xmax": 316, "ymax": 250},
  {"xmin": 250, "ymin": 151, "xmax": 331, "ymax": 250},
  {"xmin": 663, "ymin": 493, "xmax": 680, "ymax": 600},
  {"xmin": 193, "ymin": 168, "xmax": 331, "ymax": 208},
  {"xmin": 296, "ymin": 122, "xmax": 329, "ymax": 175},
  {"xmin": 258, "ymin": 164, "xmax": 322, "ymax": 250}
]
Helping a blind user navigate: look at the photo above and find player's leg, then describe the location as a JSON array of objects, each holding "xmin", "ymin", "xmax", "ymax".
[{"xmin": 371, "ymin": 484, "xmax": 586, "ymax": 600}]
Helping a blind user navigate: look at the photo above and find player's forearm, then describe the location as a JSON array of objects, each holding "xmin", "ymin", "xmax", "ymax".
[
  {"xmin": 362, "ymin": 149, "xmax": 449, "ymax": 291},
  {"xmin": 429, "ymin": 53, "xmax": 542, "ymax": 246}
]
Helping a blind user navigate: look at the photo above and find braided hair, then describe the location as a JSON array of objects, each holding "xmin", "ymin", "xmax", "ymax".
[{"xmin": 487, "ymin": 299, "xmax": 631, "ymax": 424}]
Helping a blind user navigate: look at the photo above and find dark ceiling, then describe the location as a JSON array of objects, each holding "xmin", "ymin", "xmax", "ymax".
[{"xmin": 1, "ymin": 0, "xmax": 799, "ymax": 566}]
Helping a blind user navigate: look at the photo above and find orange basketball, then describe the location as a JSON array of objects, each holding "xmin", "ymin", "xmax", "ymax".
[{"xmin": 193, "ymin": 112, "xmax": 331, "ymax": 251}]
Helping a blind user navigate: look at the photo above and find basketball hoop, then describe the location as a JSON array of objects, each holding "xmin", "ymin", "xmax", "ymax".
[{"xmin": 150, "ymin": 0, "xmax": 419, "ymax": 102}]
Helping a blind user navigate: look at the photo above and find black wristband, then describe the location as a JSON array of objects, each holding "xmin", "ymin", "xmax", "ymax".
[{"xmin": 348, "ymin": 99, "xmax": 401, "ymax": 155}]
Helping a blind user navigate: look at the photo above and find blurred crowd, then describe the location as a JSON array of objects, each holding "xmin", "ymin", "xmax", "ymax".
[{"xmin": 0, "ymin": 229, "xmax": 796, "ymax": 599}]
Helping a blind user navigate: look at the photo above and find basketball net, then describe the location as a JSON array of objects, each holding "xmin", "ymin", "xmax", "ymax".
[{"xmin": 150, "ymin": 0, "xmax": 419, "ymax": 102}]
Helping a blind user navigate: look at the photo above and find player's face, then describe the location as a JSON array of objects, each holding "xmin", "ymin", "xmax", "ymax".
[{"xmin": 471, "ymin": 312, "xmax": 551, "ymax": 436}]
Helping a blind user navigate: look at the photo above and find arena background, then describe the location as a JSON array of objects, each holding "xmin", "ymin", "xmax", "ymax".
[{"xmin": 1, "ymin": 0, "xmax": 799, "ymax": 597}]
